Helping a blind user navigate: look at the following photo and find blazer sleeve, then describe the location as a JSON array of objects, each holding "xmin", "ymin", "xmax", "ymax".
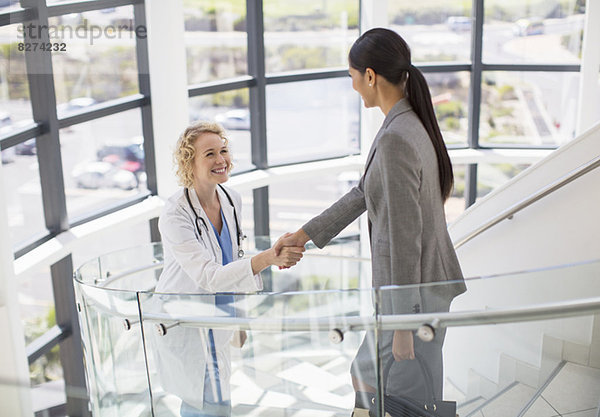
[
  {"xmin": 378, "ymin": 133, "xmax": 422, "ymax": 315},
  {"xmin": 159, "ymin": 205, "xmax": 261, "ymax": 293},
  {"xmin": 302, "ymin": 178, "xmax": 367, "ymax": 248}
]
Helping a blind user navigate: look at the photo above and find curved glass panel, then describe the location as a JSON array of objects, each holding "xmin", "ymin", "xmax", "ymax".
[
  {"xmin": 185, "ymin": 0, "xmax": 247, "ymax": 84},
  {"xmin": 480, "ymin": 71, "xmax": 580, "ymax": 146},
  {"xmin": 74, "ymin": 283, "xmax": 152, "ymax": 416},
  {"xmin": 483, "ymin": 0, "xmax": 585, "ymax": 65},
  {"xmin": 388, "ymin": 2, "xmax": 471, "ymax": 63},
  {"xmin": 74, "ymin": 245, "xmax": 600, "ymax": 417},
  {"xmin": 263, "ymin": 0, "xmax": 359, "ymax": 73},
  {"xmin": 141, "ymin": 289, "xmax": 372, "ymax": 415}
]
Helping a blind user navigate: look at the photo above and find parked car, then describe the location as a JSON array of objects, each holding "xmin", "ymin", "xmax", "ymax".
[
  {"xmin": 72, "ymin": 161, "xmax": 138, "ymax": 190},
  {"xmin": 215, "ymin": 109, "xmax": 250, "ymax": 130},
  {"xmin": 15, "ymin": 138, "xmax": 36, "ymax": 155},
  {"xmin": 0, "ymin": 0, "xmax": 18, "ymax": 9},
  {"xmin": 0, "ymin": 111, "xmax": 11, "ymax": 126},
  {"xmin": 446, "ymin": 16, "xmax": 471, "ymax": 32},
  {"xmin": 96, "ymin": 140, "xmax": 145, "ymax": 176},
  {"xmin": 57, "ymin": 97, "xmax": 97, "ymax": 116},
  {"xmin": 1, "ymin": 147, "xmax": 15, "ymax": 165},
  {"xmin": 513, "ymin": 18, "xmax": 544, "ymax": 36}
]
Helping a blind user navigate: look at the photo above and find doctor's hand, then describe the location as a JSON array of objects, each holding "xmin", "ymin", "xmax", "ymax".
[
  {"xmin": 270, "ymin": 233, "xmax": 305, "ymax": 268},
  {"xmin": 273, "ymin": 229, "xmax": 310, "ymax": 269},
  {"xmin": 274, "ymin": 228, "xmax": 310, "ymax": 254},
  {"xmin": 392, "ymin": 330, "xmax": 415, "ymax": 361},
  {"xmin": 250, "ymin": 233, "xmax": 305, "ymax": 274}
]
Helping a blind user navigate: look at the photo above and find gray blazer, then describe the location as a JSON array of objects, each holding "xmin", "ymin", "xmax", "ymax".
[{"xmin": 303, "ymin": 99, "xmax": 466, "ymax": 314}]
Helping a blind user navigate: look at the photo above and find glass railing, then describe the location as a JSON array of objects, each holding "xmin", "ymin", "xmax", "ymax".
[{"xmin": 73, "ymin": 242, "xmax": 600, "ymax": 417}]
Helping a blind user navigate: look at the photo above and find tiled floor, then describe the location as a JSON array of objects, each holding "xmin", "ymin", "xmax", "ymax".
[{"xmin": 464, "ymin": 362, "xmax": 600, "ymax": 417}]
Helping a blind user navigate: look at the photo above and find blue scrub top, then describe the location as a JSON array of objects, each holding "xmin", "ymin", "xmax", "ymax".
[
  {"xmin": 209, "ymin": 209, "xmax": 234, "ymax": 316},
  {"xmin": 210, "ymin": 208, "xmax": 233, "ymax": 266}
]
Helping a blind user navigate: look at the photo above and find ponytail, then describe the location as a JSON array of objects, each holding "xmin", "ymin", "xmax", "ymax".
[
  {"xmin": 349, "ymin": 28, "xmax": 455, "ymax": 202},
  {"xmin": 406, "ymin": 65, "xmax": 454, "ymax": 202}
]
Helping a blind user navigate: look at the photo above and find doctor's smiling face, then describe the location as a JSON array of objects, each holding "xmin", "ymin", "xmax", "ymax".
[{"xmin": 192, "ymin": 131, "xmax": 232, "ymax": 187}]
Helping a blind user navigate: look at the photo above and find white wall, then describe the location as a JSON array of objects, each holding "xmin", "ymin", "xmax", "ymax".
[
  {"xmin": 445, "ymin": 123, "xmax": 600, "ymax": 395},
  {"xmin": 450, "ymin": 122, "xmax": 600, "ymax": 277}
]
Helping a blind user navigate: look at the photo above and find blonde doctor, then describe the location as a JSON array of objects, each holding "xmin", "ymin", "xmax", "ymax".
[{"xmin": 154, "ymin": 121, "xmax": 304, "ymax": 416}]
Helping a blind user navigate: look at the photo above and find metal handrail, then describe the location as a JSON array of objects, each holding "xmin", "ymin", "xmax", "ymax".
[
  {"xmin": 141, "ymin": 295, "xmax": 600, "ymax": 332},
  {"xmin": 454, "ymin": 154, "xmax": 600, "ymax": 249}
]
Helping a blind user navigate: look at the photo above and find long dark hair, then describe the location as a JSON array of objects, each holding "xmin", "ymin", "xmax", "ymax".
[{"xmin": 349, "ymin": 28, "xmax": 454, "ymax": 202}]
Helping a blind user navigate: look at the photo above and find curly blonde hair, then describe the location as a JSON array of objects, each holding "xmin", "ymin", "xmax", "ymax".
[{"xmin": 174, "ymin": 121, "xmax": 231, "ymax": 188}]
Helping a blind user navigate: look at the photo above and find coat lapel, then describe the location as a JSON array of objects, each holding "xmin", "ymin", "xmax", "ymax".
[{"xmin": 363, "ymin": 99, "xmax": 413, "ymax": 175}]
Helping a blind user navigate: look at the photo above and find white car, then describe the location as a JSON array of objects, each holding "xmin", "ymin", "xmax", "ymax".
[
  {"xmin": 72, "ymin": 161, "xmax": 137, "ymax": 190},
  {"xmin": 215, "ymin": 109, "xmax": 250, "ymax": 130}
]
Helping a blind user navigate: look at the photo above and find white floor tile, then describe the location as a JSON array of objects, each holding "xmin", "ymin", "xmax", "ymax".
[
  {"xmin": 480, "ymin": 383, "xmax": 537, "ymax": 417},
  {"xmin": 559, "ymin": 407, "xmax": 599, "ymax": 417},
  {"xmin": 521, "ymin": 397, "xmax": 560, "ymax": 417},
  {"xmin": 541, "ymin": 363, "xmax": 600, "ymax": 414}
]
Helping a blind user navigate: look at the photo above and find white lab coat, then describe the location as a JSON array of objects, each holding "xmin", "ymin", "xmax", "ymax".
[{"xmin": 151, "ymin": 185, "xmax": 262, "ymax": 409}]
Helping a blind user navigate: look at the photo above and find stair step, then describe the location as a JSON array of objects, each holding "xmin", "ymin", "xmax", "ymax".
[{"xmin": 538, "ymin": 362, "xmax": 600, "ymax": 416}]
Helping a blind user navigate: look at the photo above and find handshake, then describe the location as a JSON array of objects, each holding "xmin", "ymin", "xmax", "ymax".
[{"xmin": 269, "ymin": 229, "xmax": 311, "ymax": 269}]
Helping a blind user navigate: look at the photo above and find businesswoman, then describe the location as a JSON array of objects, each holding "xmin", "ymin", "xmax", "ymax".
[
  {"xmin": 154, "ymin": 121, "xmax": 304, "ymax": 416},
  {"xmin": 276, "ymin": 28, "xmax": 466, "ymax": 412}
]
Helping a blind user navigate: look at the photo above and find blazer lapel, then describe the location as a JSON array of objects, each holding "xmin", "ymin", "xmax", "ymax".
[{"xmin": 363, "ymin": 99, "xmax": 413, "ymax": 175}]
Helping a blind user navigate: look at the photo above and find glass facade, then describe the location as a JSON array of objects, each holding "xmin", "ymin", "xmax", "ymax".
[
  {"xmin": 0, "ymin": 24, "xmax": 33, "ymax": 134},
  {"xmin": 483, "ymin": 0, "xmax": 584, "ymax": 65},
  {"xmin": 388, "ymin": 1, "xmax": 471, "ymax": 63},
  {"xmin": 480, "ymin": 71, "xmax": 579, "ymax": 147},
  {"xmin": 184, "ymin": 0, "xmax": 248, "ymax": 84},
  {"xmin": 59, "ymin": 109, "xmax": 148, "ymax": 221},
  {"xmin": 49, "ymin": 5, "xmax": 140, "ymax": 108},
  {"xmin": 266, "ymin": 77, "xmax": 359, "ymax": 165},
  {"xmin": 263, "ymin": 0, "xmax": 358, "ymax": 73}
]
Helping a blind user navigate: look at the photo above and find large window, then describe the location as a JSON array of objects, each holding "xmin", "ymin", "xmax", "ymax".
[
  {"xmin": 50, "ymin": 6, "xmax": 140, "ymax": 108},
  {"xmin": 483, "ymin": 0, "xmax": 584, "ymax": 65},
  {"xmin": 266, "ymin": 77, "xmax": 359, "ymax": 165},
  {"xmin": 263, "ymin": 0, "xmax": 358, "ymax": 73},
  {"xmin": 388, "ymin": 1, "xmax": 472, "ymax": 63},
  {"xmin": 60, "ymin": 109, "xmax": 148, "ymax": 221},
  {"xmin": 184, "ymin": 0, "xmax": 247, "ymax": 84},
  {"xmin": 0, "ymin": 24, "xmax": 33, "ymax": 134},
  {"xmin": 480, "ymin": 71, "xmax": 579, "ymax": 146}
]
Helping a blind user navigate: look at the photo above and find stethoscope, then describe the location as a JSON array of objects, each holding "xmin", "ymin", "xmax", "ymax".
[{"xmin": 184, "ymin": 184, "xmax": 245, "ymax": 258}]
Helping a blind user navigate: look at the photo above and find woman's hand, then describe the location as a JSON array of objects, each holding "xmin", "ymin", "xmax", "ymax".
[
  {"xmin": 270, "ymin": 246, "xmax": 304, "ymax": 268},
  {"xmin": 392, "ymin": 330, "xmax": 415, "ymax": 361}
]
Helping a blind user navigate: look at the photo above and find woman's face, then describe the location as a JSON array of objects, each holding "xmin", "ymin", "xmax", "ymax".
[
  {"xmin": 349, "ymin": 66, "xmax": 375, "ymax": 108},
  {"xmin": 192, "ymin": 132, "xmax": 231, "ymax": 187}
]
